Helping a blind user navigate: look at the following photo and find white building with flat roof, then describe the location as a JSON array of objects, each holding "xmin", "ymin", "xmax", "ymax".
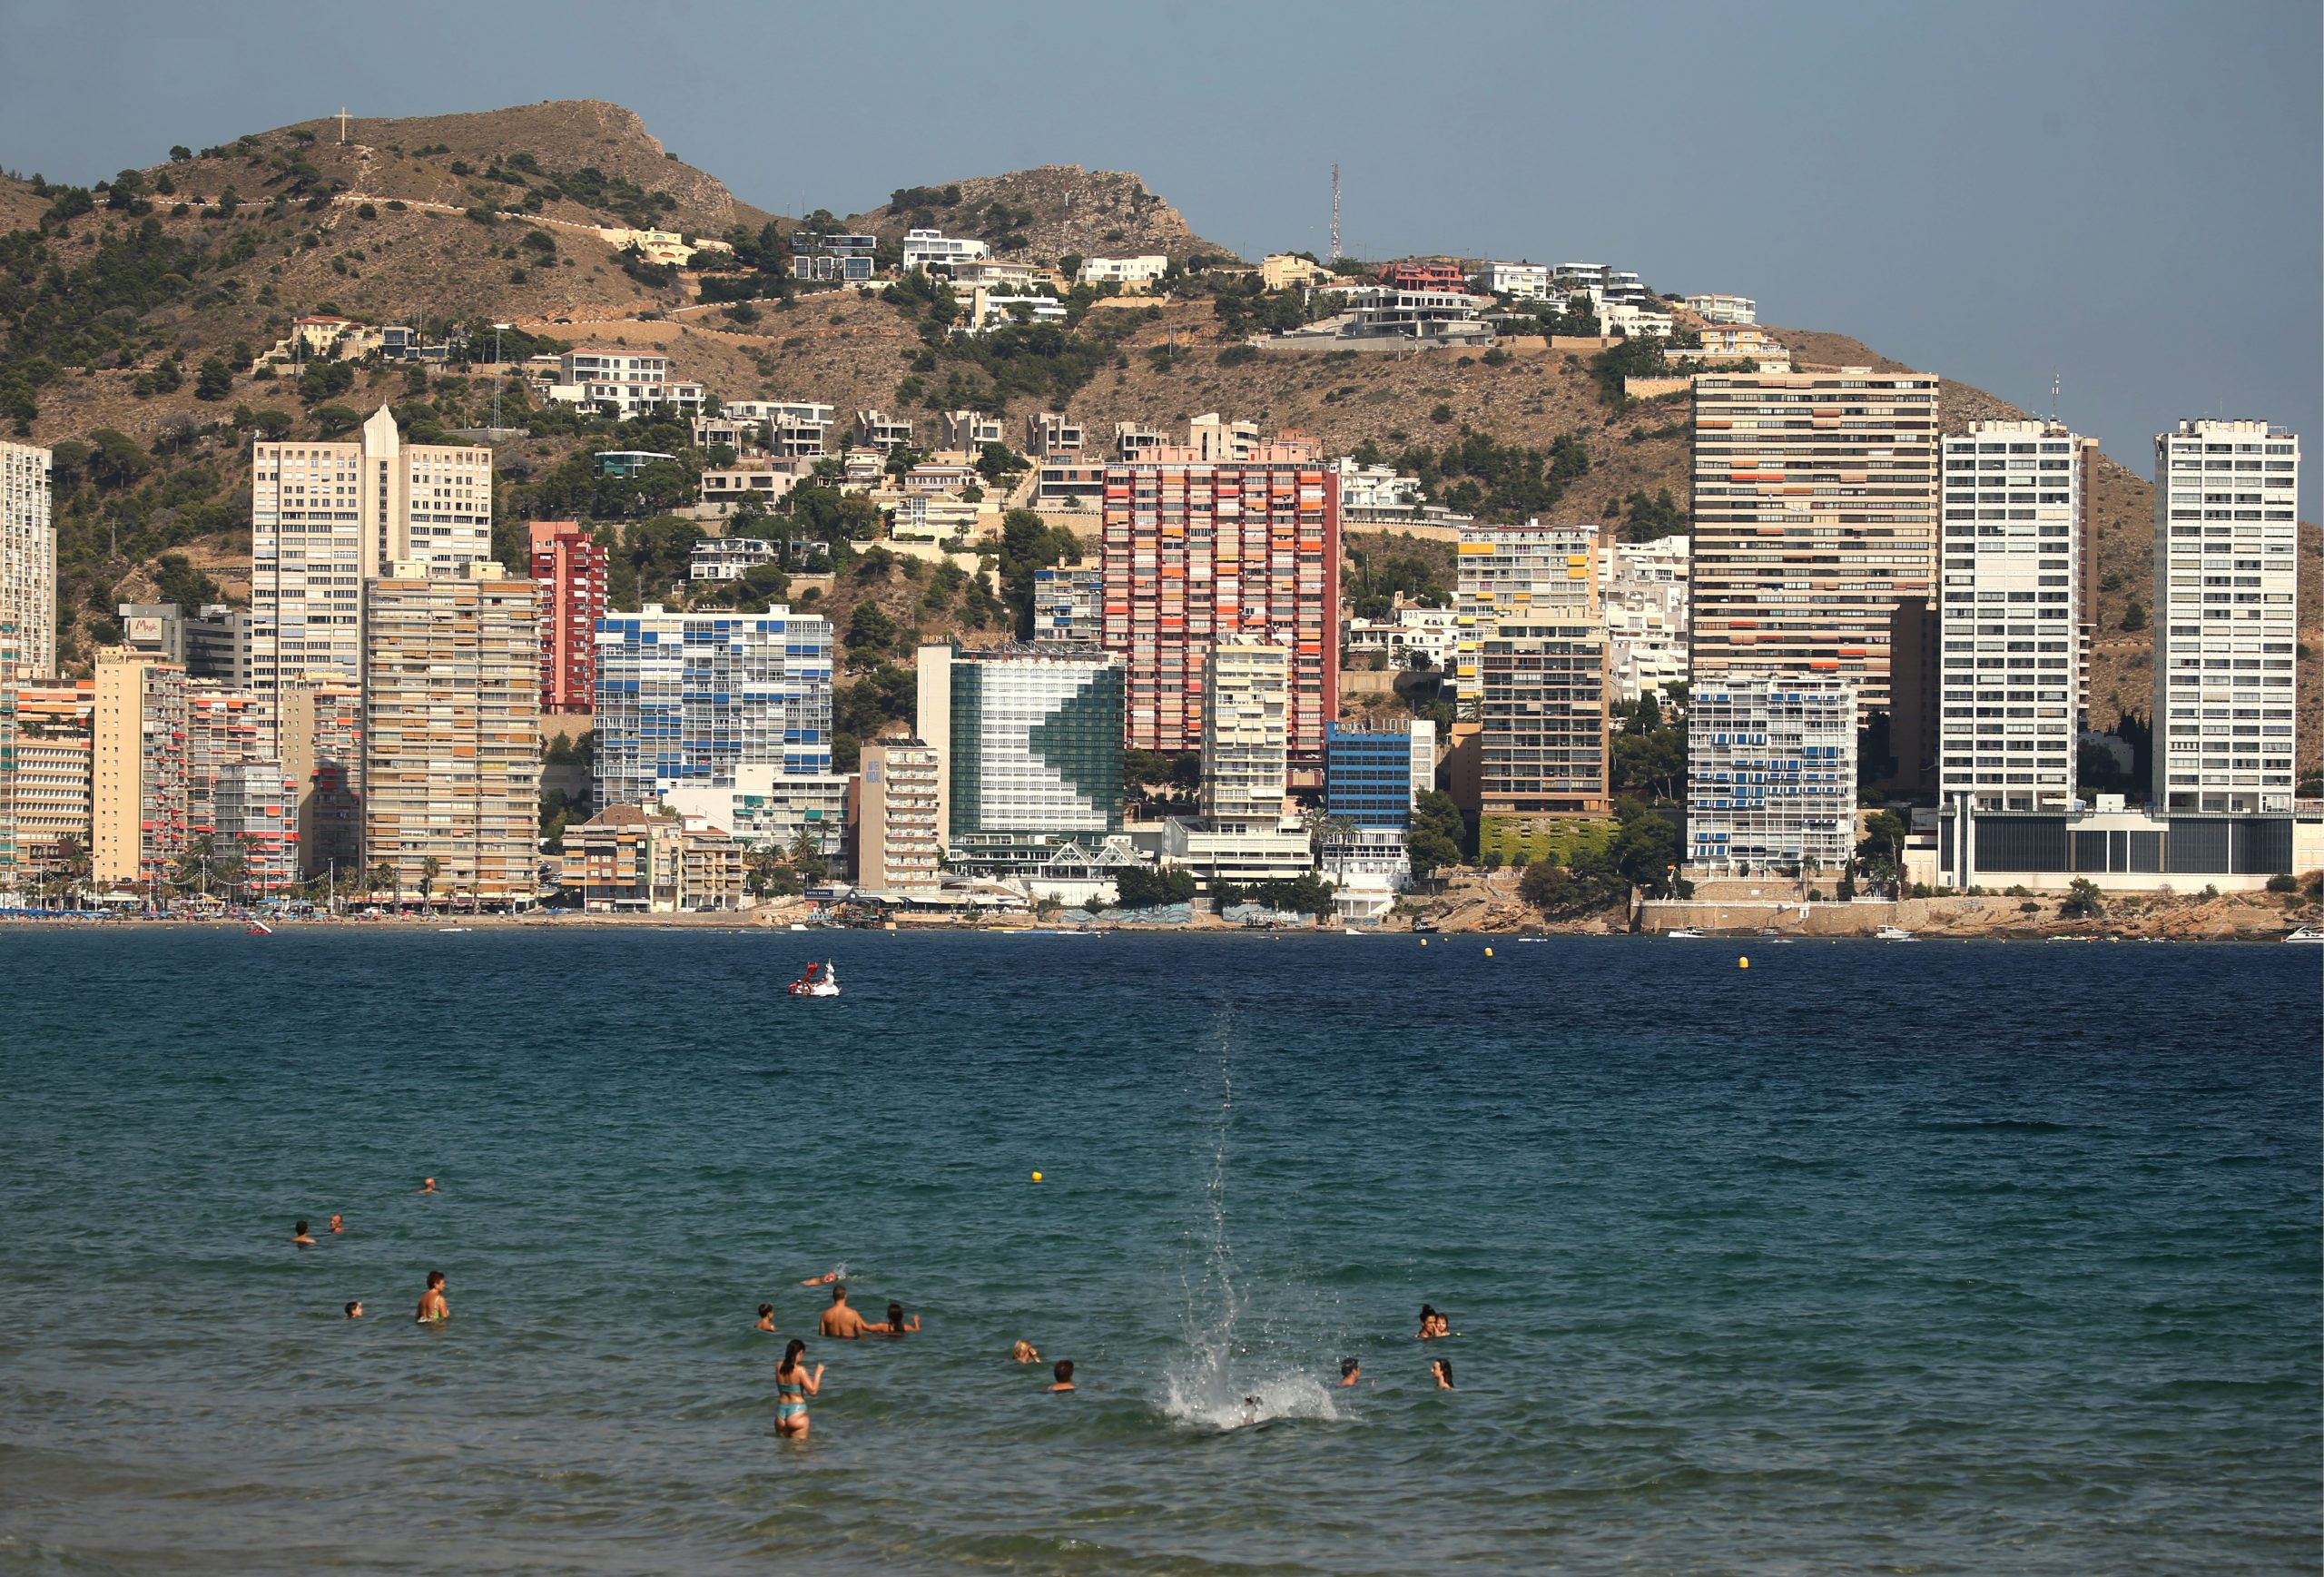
[
  {"xmin": 1078, "ymin": 255, "xmax": 1167, "ymax": 287},
  {"xmin": 1687, "ymin": 675, "xmax": 1857, "ymax": 875},
  {"xmin": 1683, "ymin": 293, "xmax": 1757, "ymax": 325},
  {"xmin": 1478, "ymin": 262, "xmax": 1552, "ymax": 300},
  {"xmin": 1938, "ymin": 420, "xmax": 2083, "ymax": 813},
  {"xmin": 2152, "ymin": 419, "xmax": 2300, "ymax": 813},
  {"xmin": 901, "ymin": 230, "xmax": 990, "ymax": 271},
  {"xmin": 1600, "ymin": 534, "xmax": 1691, "ymax": 704}
]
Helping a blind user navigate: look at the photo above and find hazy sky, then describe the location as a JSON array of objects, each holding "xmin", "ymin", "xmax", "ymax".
[{"xmin": 3, "ymin": 0, "xmax": 2317, "ymax": 513}]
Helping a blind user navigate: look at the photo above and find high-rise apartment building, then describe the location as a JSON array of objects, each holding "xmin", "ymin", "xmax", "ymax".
[
  {"xmin": 1690, "ymin": 368, "xmax": 1941, "ymax": 715},
  {"xmin": 0, "ymin": 625, "xmax": 15, "ymax": 885},
  {"xmin": 1, "ymin": 442, "xmax": 54, "ymax": 676},
  {"xmin": 916, "ymin": 643, "xmax": 1124, "ymax": 847},
  {"xmin": 10, "ymin": 676, "xmax": 90, "ymax": 880},
  {"xmin": 93, "ymin": 647, "xmax": 190, "ymax": 891},
  {"xmin": 528, "ymin": 520, "xmax": 606, "ymax": 715},
  {"xmin": 212, "ymin": 761, "xmax": 296, "ymax": 899},
  {"xmin": 1100, "ymin": 454, "xmax": 1340, "ymax": 787},
  {"xmin": 1323, "ymin": 720, "xmax": 1436, "ymax": 828},
  {"xmin": 858, "ymin": 737, "xmax": 943, "ymax": 892},
  {"xmin": 1936, "ymin": 420, "xmax": 2083, "ymax": 813},
  {"xmin": 185, "ymin": 685, "xmax": 268, "ymax": 846},
  {"xmin": 591, "ymin": 605, "xmax": 834, "ymax": 810},
  {"xmin": 281, "ymin": 684, "xmax": 363, "ymax": 879},
  {"xmin": 1600, "ymin": 534, "xmax": 1691, "ymax": 704},
  {"xmin": 362, "ymin": 565, "xmax": 541, "ymax": 907},
  {"xmin": 1459, "ymin": 523, "xmax": 1609, "ymax": 817},
  {"xmin": 2151, "ymin": 419, "xmax": 2300, "ymax": 813},
  {"xmin": 1687, "ymin": 675, "xmax": 1857, "ymax": 875},
  {"xmin": 1200, "ymin": 644, "xmax": 1291, "ymax": 827},
  {"xmin": 1453, "ymin": 521, "xmax": 1598, "ymax": 698},
  {"xmin": 251, "ymin": 405, "xmax": 493, "ymax": 725}
]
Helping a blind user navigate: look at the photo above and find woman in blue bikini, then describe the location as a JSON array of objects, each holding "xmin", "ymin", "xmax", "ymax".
[{"xmin": 775, "ymin": 1339, "xmax": 823, "ymax": 1439}]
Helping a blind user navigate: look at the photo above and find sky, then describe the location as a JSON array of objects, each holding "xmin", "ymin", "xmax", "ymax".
[{"xmin": 2, "ymin": 0, "xmax": 2317, "ymax": 514}]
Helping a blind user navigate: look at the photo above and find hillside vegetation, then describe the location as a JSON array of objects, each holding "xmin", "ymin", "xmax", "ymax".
[{"xmin": 0, "ymin": 100, "xmax": 2313, "ymax": 774}]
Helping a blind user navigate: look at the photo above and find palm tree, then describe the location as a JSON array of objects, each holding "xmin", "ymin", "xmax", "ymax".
[{"xmin": 419, "ymin": 855, "xmax": 442, "ymax": 910}]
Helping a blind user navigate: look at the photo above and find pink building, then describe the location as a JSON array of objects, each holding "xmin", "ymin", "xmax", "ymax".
[{"xmin": 528, "ymin": 521, "xmax": 606, "ymax": 715}]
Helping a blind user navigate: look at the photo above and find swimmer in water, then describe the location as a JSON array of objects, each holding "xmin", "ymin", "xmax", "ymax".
[
  {"xmin": 345, "ymin": 1301, "xmax": 363, "ymax": 1319},
  {"xmin": 1048, "ymin": 1360, "xmax": 1075, "ymax": 1393},
  {"xmin": 1416, "ymin": 1305, "xmax": 1452, "ymax": 1339},
  {"xmin": 774, "ymin": 1339, "xmax": 822, "ymax": 1438},
  {"xmin": 293, "ymin": 1220, "xmax": 315, "ymax": 1246},
  {"xmin": 328, "ymin": 1214, "xmax": 344, "ymax": 1235},
  {"xmin": 863, "ymin": 1301, "xmax": 920, "ymax": 1336},
  {"xmin": 755, "ymin": 1304, "xmax": 777, "ymax": 1332},
  {"xmin": 1339, "ymin": 1357, "xmax": 1361, "ymax": 1387},
  {"xmin": 798, "ymin": 1267, "xmax": 842, "ymax": 1287},
  {"xmin": 415, "ymin": 1270, "xmax": 448, "ymax": 1324},
  {"xmin": 1239, "ymin": 1395, "xmax": 1261, "ymax": 1427},
  {"xmin": 1011, "ymin": 1340, "xmax": 1039, "ymax": 1364},
  {"xmin": 419, "ymin": 1178, "xmax": 437, "ymax": 1195},
  {"xmin": 1432, "ymin": 1357, "xmax": 1454, "ymax": 1390},
  {"xmin": 818, "ymin": 1284, "xmax": 870, "ymax": 1339}
]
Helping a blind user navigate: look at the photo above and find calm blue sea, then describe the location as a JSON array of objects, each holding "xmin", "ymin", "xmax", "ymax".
[{"xmin": 0, "ymin": 930, "xmax": 2316, "ymax": 1575}]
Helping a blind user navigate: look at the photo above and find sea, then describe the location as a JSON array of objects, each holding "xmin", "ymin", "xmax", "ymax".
[{"xmin": 0, "ymin": 929, "xmax": 2316, "ymax": 1575}]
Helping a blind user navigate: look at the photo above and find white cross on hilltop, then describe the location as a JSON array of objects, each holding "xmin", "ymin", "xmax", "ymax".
[{"xmin": 337, "ymin": 106, "xmax": 351, "ymax": 144}]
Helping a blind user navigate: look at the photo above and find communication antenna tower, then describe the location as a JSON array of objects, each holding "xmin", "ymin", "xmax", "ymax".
[
  {"xmin": 1329, "ymin": 164, "xmax": 1342, "ymax": 262},
  {"xmin": 2050, "ymin": 371, "xmax": 2061, "ymax": 424}
]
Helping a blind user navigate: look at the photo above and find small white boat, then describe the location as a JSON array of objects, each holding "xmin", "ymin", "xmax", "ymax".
[
  {"xmin": 246, "ymin": 920, "xmax": 274, "ymax": 936},
  {"xmin": 787, "ymin": 960, "xmax": 841, "ymax": 997},
  {"xmin": 1664, "ymin": 927, "xmax": 1707, "ymax": 940},
  {"xmin": 1875, "ymin": 925, "xmax": 1916, "ymax": 941},
  {"xmin": 437, "ymin": 926, "xmax": 471, "ymax": 933},
  {"xmin": 2285, "ymin": 927, "xmax": 2324, "ymax": 944}
]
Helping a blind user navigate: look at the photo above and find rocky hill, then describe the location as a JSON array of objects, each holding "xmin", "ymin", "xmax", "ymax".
[
  {"xmin": 845, "ymin": 166, "xmax": 1236, "ymax": 263},
  {"xmin": 0, "ymin": 102, "xmax": 2314, "ymax": 774}
]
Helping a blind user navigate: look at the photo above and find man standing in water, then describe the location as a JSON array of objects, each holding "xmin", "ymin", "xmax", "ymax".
[
  {"xmin": 818, "ymin": 1285, "xmax": 870, "ymax": 1338},
  {"xmin": 415, "ymin": 1270, "xmax": 448, "ymax": 1324}
]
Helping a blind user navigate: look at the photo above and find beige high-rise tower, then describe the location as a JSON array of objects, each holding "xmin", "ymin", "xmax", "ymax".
[
  {"xmin": 92, "ymin": 647, "xmax": 190, "ymax": 891},
  {"xmin": 361, "ymin": 564, "xmax": 540, "ymax": 908},
  {"xmin": 1689, "ymin": 368, "xmax": 1941, "ymax": 716},
  {"xmin": 251, "ymin": 406, "xmax": 493, "ymax": 732}
]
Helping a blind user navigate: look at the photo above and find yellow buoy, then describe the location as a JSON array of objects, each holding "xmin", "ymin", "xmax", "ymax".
[
  {"xmin": 1420, "ymin": 938, "xmax": 1429, "ymax": 947},
  {"xmin": 1031, "ymin": 1170, "xmax": 1043, "ymax": 1183},
  {"xmin": 1738, "ymin": 956, "xmax": 1749, "ymax": 969},
  {"xmin": 1484, "ymin": 946, "xmax": 1494, "ymax": 957}
]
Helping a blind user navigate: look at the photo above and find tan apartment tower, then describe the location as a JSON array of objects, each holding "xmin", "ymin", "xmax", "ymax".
[
  {"xmin": 858, "ymin": 736, "xmax": 943, "ymax": 892},
  {"xmin": 1459, "ymin": 522, "xmax": 1610, "ymax": 818},
  {"xmin": 1199, "ymin": 644, "xmax": 1291, "ymax": 828},
  {"xmin": 1689, "ymin": 367, "xmax": 1941, "ymax": 716},
  {"xmin": 92, "ymin": 647, "xmax": 190, "ymax": 891},
  {"xmin": 251, "ymin": 405, "xmax": 492, "ymax": 740},
  {"xmin": 0, "ymin": 443, "xmax": 54, "ymax": 677},
  {"xmin": 361, "ymin": 564, "xmax": 541, "ymax": 908}
]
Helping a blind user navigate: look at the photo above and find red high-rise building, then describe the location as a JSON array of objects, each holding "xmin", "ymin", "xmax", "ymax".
[
  {"xmin": 527, "ymin": 520, "xmax": 605, "ymax": 714},
  {"xmin": 1100, "ymin": 448, "xmax": 1340, "ymax": 789}
]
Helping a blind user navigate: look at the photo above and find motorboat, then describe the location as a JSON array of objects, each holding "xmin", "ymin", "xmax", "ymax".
[
  {"xmin": 2285, "ymin": 926, "xmax": 2324, "ymax": 944},
  {"xmin": 788, "ymin": 960, "xmax": 841, "ymax": 997},
  {"xmin": 1875, "ymin": 925, "xmax": 1916, "ymax": 941},
  {"xmin": 1664, "ymin": 927, "xmax": 1707, "ymax": 939}
]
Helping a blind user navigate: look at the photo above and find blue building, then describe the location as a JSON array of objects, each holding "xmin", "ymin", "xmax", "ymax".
[
  {"xmin": 1324, "ymin": 721, "xmax": 1433, "ymax": 829},
  {"xmin": 592, "ymin": 605, "xmax": 834, "ymax": 809}
]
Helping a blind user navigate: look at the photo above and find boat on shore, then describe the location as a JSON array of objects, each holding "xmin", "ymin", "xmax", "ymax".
[
  {"xmin": 1876, "ymin": 925, "xmax": 1917, "ymax": 941},
  {"xmin": 1664, "ymin": 927, "xmax": 1707, "ymax": 940},
  {"xmin": 2285, "ymin": 926, "xmax": 2324, "ymax": 944}
]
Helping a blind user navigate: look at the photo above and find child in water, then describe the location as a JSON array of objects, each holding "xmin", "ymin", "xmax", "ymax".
[
  {"xmin": 755, "ymin": 1304, "xmax": 777, "ymax": 1332},
  {"xmin": 1048, "ymin": 1360, "xmax": 1075, "ymax": 1393}
]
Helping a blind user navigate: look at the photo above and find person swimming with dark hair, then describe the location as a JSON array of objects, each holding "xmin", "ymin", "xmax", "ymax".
[
  {"xmin": 755, "ymin": 1304, "xmax": 777, "ymax": 1332},
  {"xmin": 864, "ymin": 1301, "xmax": 921, "ymax": 1335},
  {"xmin": 344, "ymin": 1300, "xmax": 362, "ymax": 1318},
  {"xmin": 1339, "ymin": 1357, "xmax": 1361, "ymax": 1386},
  {"xmin": 415, "ymin": 1270, "xmax": 448, "ymax": 1324},
  {"xmin": 293, "ymin": 1220, "xmax": 315, "ymax": 1246},
  {"xmin": 1048, "ymin": 1359, "xmax": 1075, "ymax": 1393},
  {"xmin": 1432, "ymin": 1357, "xmax": 1454, "ymax": 1390}
]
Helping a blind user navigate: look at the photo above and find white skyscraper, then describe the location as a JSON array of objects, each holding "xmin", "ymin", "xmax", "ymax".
[
  {"xmin": 1936, "ymin": 420, "xmax": 2083, "ymax": 813},
  {"xmin": 2151, "ymin": 419, "xmax": 2300, "ymax": 813},
  {"xmin": 1, "ymin": 441, "xmax": 55, "ymax": 676},
  {"xmin": 250, "ymin": 405, "xmax": 494, "ymax": 723}
]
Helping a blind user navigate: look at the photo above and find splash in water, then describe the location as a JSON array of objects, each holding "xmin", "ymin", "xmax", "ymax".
[{"xmin": 1158, "ymin": 1013, "xmax": 1342, "ymax": 1432}]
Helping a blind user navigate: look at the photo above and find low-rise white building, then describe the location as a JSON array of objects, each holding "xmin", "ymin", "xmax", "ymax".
[
  {"xmin": 961, "ymin": 291, "xmax": 1068, "ymax": 333},
  {"xmin": 689, "ymin": 537, "xmax": 781, "ymax": 580},
  {"xmin": 1682, "ymin": 292, "xmax": 1757, "ymax": 325},
  {"xmin": 1600, "ymin": 534, "xmax": 1691, "ymax": 703},
  {"xmin": 1478, "ymin": 262, "xmax": 1552, "ymax": 300},
  {"xmin": 1316, "ymin": 827, "xmax": 1412, "ymax": 922},
  {"xmin": 1079, "ymin": 255, "xmax": 1168, "ymax": 288},
  {"xmin": 854, "ymin": 410, "xmax": 913, "ymax": 452},
  {"xmin": 901, "ymin": 230, "xmax": 990, "ymax": 271}
]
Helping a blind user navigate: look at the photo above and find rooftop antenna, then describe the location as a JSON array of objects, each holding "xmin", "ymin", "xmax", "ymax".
[
  {"xmin": 2050, "ymin": 371, "xmax": 2060, "ymax": 424},
  {"xmin": 337, "ymin": 106, "xmax": 350, "ymax": 145},
  {"xmin": 1329, "ymin": 164, "xmax": 1342, "ymax": 263}
]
